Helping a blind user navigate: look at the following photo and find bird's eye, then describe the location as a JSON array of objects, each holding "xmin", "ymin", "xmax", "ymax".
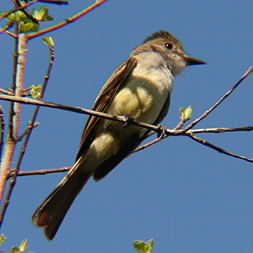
[{"xmin": 165, "ymin": 42, "xmax": 173, "ymax": 50}]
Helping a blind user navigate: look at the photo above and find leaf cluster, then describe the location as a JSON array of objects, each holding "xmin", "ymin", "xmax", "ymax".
[{"xmin": 1, "ymin": 7, "xmax": 53, "ymax": 32}]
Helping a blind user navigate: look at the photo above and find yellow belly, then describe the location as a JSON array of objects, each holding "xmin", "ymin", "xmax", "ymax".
[
  {"xmin": 108, "ymin": 77, "xmax": 168, "ymax": 123},
  {"xmin": 85, "ymin": 76, "xmax": 171, "ymax": 168}
]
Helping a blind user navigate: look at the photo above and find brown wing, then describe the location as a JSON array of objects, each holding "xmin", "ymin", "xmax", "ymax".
[
  {"xmin": 154, "ymin": 94, "xmax": 170, "ymax": 125},
  {"xmin": 75, "ymin": 57, "xmax": 138, "ymax": 160}
]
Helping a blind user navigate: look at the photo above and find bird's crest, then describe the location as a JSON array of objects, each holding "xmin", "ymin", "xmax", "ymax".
[{"xmin": 144, "ymin": 30, "xmax": 181, "ymax": 46}]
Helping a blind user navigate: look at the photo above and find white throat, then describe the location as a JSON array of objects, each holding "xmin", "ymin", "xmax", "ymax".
[{"xmin": 132, "ymin": 51, "xmax": 175, "ymax": 94}]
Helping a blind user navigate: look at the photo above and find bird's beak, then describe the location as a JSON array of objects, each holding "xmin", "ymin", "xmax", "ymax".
[{"xmin": 184, "ymin": 55, "xmax": 207, "ymax": 65}]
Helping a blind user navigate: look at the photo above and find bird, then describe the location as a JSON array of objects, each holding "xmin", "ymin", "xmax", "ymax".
[{"xmin": 32, "ymin": 30, "xmax": 206, "ymax": 240}]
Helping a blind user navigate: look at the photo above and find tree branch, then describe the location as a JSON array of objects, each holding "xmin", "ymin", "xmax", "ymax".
[
  {"xmin": 187, "ymin": 133, "xmax": 253, "ymax": 163},
  {"xmin": 0, "ymin": 106, "xmax": 4, "ymax": 159},
  {"xmin": 0, "ymin": 34, "xmax": 56, "ymax": 227},
  {"xmin": 0, "ymin": 34, "xmax": 28, "ymax": 202},
  {"xmin": 191, "ymin": 126, "xmax": 253, "ymax": 134},
  {"xmin": 8, "ymin": 167, "xmax": 70, "ymax": 178},
  {"xmin": 185, "ymin": 65, "xmax": 253, "ymax": 131},
  {"xmin": 0, "ymin": 0, "xmax": 38, "ymax": 21},
  {"xmin": 27, "ymin": 0, "xmax": 108, "ymax": 40},
  {"xmin": 1, "ymin": 64, "xmax": 253, "ymax": 182},
  {"xmin": 0, "ymin": 95, "xmax": 162, "ymax": 133},
  {"xmin": 0, "ymin": 22, "xmax": 16, "ymax": 38},
  {"xmin": 1, "ymin": 95, "xmax": 253, "ymax": 137},
  {"xmin": 0, "ymin": 34, "xmax": 28, "ymax": 229}
]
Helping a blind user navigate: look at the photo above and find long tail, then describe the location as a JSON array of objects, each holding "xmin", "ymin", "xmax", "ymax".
[{"xmin": 32, "ymin": 158, "xmax": 91, "ymax": 240}]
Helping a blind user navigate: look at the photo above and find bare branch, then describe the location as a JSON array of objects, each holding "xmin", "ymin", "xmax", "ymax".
[
  {"xmin": 0, "ymin": 35, "xmax": 27, "ymax": 198},
  {"xmin": 0, "ymin": 29, "xmax": 16, "ymax": 38},
  {"xmin": 15, "ymin": 122, "xmax": 39, "ymax": 142},
  {"xmin": 0, "ymin": 22, "xmax": 16, "ymax": 38},
  {"xmin": 8, "ymin": 167, "xmax": 70, "ymax": 178},
  {"xmin": 6, "ymin": 125, "xmax": 253, "ymax": 178},
  {"xmin": 191, "ymin": 126, "xmax": 253, "ymax": 134},
  {"xmin": 133, "ymin": 135, "xmax": 164, "ymax": 153},
  {"xmin": 0, "ymin": 35, "xmax": 56, "ymax": 227},
  {"xmin": 0, "ymin": 95, "xmax": 162, "ymax": 133},
  {"xmin": 1, "ymin": 65, "xmax": 253, "ymax": 182},
  {"xmin": 0, "ymin": 34, "xmax": 28, "ymax": 226},
  {"xmin": 0, "ymin": 35, "xmax": 28, "ymax": 228},
  {"xmin": 37, "ymin": 0, "xmax": 68, "ymax": 4},
  {"xmin": 133, "ymin": 115, "xmax": 189, "ymax": 153},
  {"xmin": 187, "ymin": 133, "xmax": 253, "ymax": 163},
  {"xmin": 0, "ymin": 89, "xmax": 14, "ymax": 96},
  {"xmin": 2, "ymin": 95, "xmax": 253, "ymax": 137},
  {"xmin": 0, "ymin": 106, "xmax": 4, "ymax": 158},
  {"xmin": 185, "ymin": 65, "xmax": 253, "ymax": 131}
]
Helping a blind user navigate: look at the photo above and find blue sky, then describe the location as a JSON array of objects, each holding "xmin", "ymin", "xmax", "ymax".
[{"xmin": 1, "ymin": 0, "xmax": 253, "ymax": 252}]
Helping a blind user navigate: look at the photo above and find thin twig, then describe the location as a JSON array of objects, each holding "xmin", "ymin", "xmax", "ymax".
[
  {"xmin": 27, "ymin": 0, "xmax": 108, "ymax": 40},
  {"xmin": 2, "ymin": 95, "xmax": 253, "ymax": 137},
  {"xmin": 0, "ymin": 106, "xmax": 4, "ymax": 159},
  {"xmin": 185, "ymin": 65, "xmax": 253, "ymax": 131},
  {"xmin": 191, "ymin": 126, "xmax": 253, "ymax": 134},
  {"xmin": 133, "ymin": 135, "xmax": 165, "ymax": 153},
  {"xmin": 0, "ymin": 95, "xmax": 162, "ymax": 133},
  {"xmin": 2, "ymin": 93, "xmax": 253, "ymax": 136},
  {"xmin": 14, "ymin": 37, "xmax": 55, "ymax": 166},
  {"xmin": 187, "ymin": 133, "xmax": 253, "ymax": 163},
  {"xmin": 0, "ymin": 0, "xmax": 38, "ymax": 20},
  {"xmin": 175, "ymin": 118, "xmax": 187, "ymax": 130},
  {"xmin": 9, "ymin": 123, "xmax": 253, "ymax": 176},
  {"xmin": 133, "ymin": 117, "xmax": 188, "ymax": 153},
  {"xmin": 8, "ymin": 167, "xmax": 70, "ymax": 178},
  {"xmin": 0, "ymin": 22, "xmax": 16, "ymax": 38},
  {"xmin": 0, "ymin": 36, "xmax": 55, "ymax": 227},
  {"xmin": 9, "ymin": 26, "xmax": 20, "ymax": 140},
  {"xmin": 0, "ymin": 89, "xmax": 13, "ymax": 96},
  {"xmin": 0, "ymin": 63, "xmax": 253, "ymax": 187},
  {"xmin": 15, "ymin": 122, "xmax": 39, "ymax": 142},
  {"xmin": 0, "ymin": 29, "xmax": 16, "ymax": 38},
  {"xmin": 6, "ymin": 125, "xmax": 253, "ymax": 177},
  {"xmin": 37, "ymin": 0, "xmax": 68, "ymax": 4}
]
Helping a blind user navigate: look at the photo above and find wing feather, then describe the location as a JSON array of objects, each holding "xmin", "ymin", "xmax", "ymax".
[{"xmin": 75, "ymin": 57, "xmax": 138, "ymax": 160}]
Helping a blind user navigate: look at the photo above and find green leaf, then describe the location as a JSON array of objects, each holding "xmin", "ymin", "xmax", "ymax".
[
  {"xmin": 42, "ymin": 36, "xmax": 55, "ymax": 47},
  {"xmin": 10, "ymin": 247, "xmax": 21, "ymax": 253},
  {"xmin": 0, "ymin": 234, "xmax": 7, "ymax": 244},
  {"xmin": 18, "ymin": 239, "xmax": 28, "ymax": 253},
  {"xmin": 31, "ymin": 7, "xmax": 53, "ymax": 21},
  {"xmin": 19, "ymin": 20, "xmax": 39, "ymax": 32},
  {"xmin": 6, "ymin": 11, "xmax": 27, "ymax": 22},
  {"xmin": 179, "ymin": 104, "xmax": 192, "ymax": 121},
  {"xmin": 30, "ymin": 85, "xmax": 42, "ymax": 98},
  {"xmin": 133, "ymin": 239, "xmax": 154, "ymax": 253}
]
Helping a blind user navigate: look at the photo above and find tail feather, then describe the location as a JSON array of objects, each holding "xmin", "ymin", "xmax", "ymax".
[{"xmin": 32, "ymin": 161, "xmax": 91, "ymax": 240}]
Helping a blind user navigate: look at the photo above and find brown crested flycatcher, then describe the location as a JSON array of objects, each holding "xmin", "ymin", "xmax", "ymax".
[{"xmin": 32, "ymin": 30, "xmax": 206, "ymax": 239}]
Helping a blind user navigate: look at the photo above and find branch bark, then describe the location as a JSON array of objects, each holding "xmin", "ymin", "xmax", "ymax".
[{"xmin": 0, "ymin": 34, "xmax": 27, "ymax": 201}]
